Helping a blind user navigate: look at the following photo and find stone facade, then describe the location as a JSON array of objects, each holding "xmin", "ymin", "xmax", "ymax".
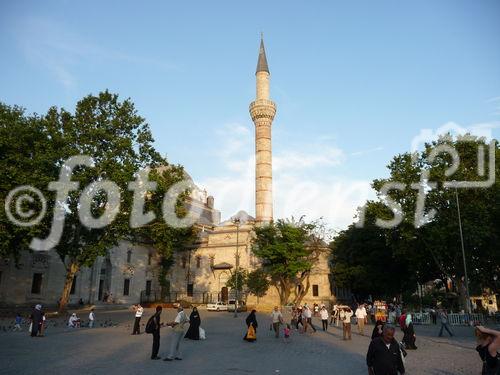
[
  {"xmin": 166, "ymin": 215, "xmax": 335, "ymax": 310},
  {"xmin": 0, "ymin": 189, "xmax": 220, "ymax": 307}
]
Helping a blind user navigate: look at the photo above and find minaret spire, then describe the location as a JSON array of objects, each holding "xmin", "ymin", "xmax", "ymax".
[
  {"xmin": 256, "ymin": 34, "xmax": 269, "ymax": 74},
  {"xmin": 249, "ymin": 36, "xmax": 276, "ymax": 224}
]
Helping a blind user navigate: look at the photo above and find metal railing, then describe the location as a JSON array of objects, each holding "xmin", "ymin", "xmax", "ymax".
[{"xmin": 140, "ymin": 290, "xmax": 228, "ymax": 305}]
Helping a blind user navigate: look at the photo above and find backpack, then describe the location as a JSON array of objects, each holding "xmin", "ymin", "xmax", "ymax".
[{"xmin": 145, "ymin": 315, "xmax": 157, "ymax": 334}]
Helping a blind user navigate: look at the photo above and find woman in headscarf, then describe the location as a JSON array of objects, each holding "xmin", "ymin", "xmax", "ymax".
[
  {"xmin": 404, "ymin": 313, "xmax": 417, "ymax": 349},
  {"xmin": 30, "ymin": 304, "xmax": 43, "ymax": 337},
  {"xmin": 184, "ymin": 307, "xmax": 201, "ymax": 340},
  {"xmin": 243, "ymin": 310, "xmax": 258, "ymax": 342},
  {"xmin": 371, "ymin": 320, "xmax": 385, "ymax": 340}
]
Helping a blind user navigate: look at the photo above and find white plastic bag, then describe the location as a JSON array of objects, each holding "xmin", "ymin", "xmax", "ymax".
[
  {"xmin": 199, "ymin": 327, "xmax": 206, "ymax": 340},
  {"xmin": 28, "ymin": 322, "xmax": 32, "ymax": 333}
]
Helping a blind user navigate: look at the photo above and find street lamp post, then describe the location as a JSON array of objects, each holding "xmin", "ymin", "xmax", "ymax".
[
  {"xmin": 455, "ymin": 187, "xmax": 471, "ymax": 315},
  {"xmin": 233, "ymin": 218, "xmax": 241, "ymax": 318}
]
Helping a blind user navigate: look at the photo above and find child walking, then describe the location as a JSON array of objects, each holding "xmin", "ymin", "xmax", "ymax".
[
  {"xmin": 283, "ymin": 324, "xmax": 291, "ymax": 343},
  {"xmin": 13, "ymin": 313, "xmax": 22, "ymax": 331}
]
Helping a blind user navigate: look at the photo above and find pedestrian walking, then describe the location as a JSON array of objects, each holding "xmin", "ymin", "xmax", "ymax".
[
  {"xmin": 270, "ymin": 306, "xmax": 283, "ymax": 338},
  {"xmin": 30, "ymin": 304, "xmax": 43, "ymax": 337},
  {"xmin": 438, "ymin": 309, "xmax": 453, "ymax": 337},
  {"xmin": 366, "ymin": 325, "xmax": 406, "ymax": 375},
  {"xmin": 283, "ymin": 323, "xmax": 291, "ymax": 343},
  {"xmin": 356, "ymin": 303, "xmax": 368, "ymax": 335},
  {"xmin": 39, "ymin": 312, "xmax": 46, "ymax": 336},
  {"xmin": 320, "ymin": 306, "xmax": 329, "ymax": 331},
  {"xmin": 13, "ymin": 313, "xmax": 22, "ymax": 332},
  {"xmin": 164, "ymin": 306, "xmax": 189, "ymax": 361},
  {"xmin": 184, "ymin": 307, "xmax": 201, "ymax": 340},
  {"xmin": 372, "ymin": 320, "xmax": 384, "ymax": 340},
  {"xmin": 291, "ymin": 308, "xmax": 298, "ymax": 329},
  {"xmin": 430, "ymin": 308, "xmax": 437, "ymax": 325},
  {"xmin": 243, "ymin": 310, "xmax": 258, "ymax": 342},
  {"xmin": 403, "ymin": 314, "xmax": 417, "ymax": 350},
  {"xmin": 303, "ymin": 304, "xmax": 317, "ymax": 333},
  {"xmin": 330, "ymin": 305, "xmax": 340, "ymax": 326},
  {"xmin": 340, "ymin": 307, "xmax": 353, "ymax": 340},
  {"xmin": 132, "ymin": 304, "xmax": 144, "ymax": 335},
  {"xmin": 146, "ymin": 305, "xmax": 162, "ymax": 360},
  {"xmin": 88, "ymin": 309, "xmax": 95, "ymax": 328},
  {"xmin": 475, "ymin": 325, "xmax": 500, "ymax": 375}
]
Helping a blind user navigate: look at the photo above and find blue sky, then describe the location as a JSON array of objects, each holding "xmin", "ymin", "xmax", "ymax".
[{"xmin": 1, "ymin": 0, "xmax": 499, "ymax": 231}]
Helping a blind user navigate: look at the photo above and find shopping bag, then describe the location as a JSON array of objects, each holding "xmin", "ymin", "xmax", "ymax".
[
  {"xmin": 246, "ymin": 325, "xmax": 256, "ymax": 340},
  {"xmin": 199, "ymin": 327, "xmax": 206, "ymax": 340}
]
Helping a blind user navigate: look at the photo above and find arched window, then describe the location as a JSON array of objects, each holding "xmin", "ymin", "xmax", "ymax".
[{"xmin": 126, "ymin": 250, "xmax": 132, "ymax": 263}]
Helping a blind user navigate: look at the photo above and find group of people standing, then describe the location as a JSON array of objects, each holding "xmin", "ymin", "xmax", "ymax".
[{"xmin": 145, "ymin": 305, "xmax": 203, "ymax": 361}]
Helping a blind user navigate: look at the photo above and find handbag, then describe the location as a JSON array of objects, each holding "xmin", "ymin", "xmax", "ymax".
[
  {"xmin": 246, "ymin": 325, "xmax": 256, "ymax": 340},
  {"xmin": 199, "ymin": 327, "xmax": 206, "ymax": 340}
]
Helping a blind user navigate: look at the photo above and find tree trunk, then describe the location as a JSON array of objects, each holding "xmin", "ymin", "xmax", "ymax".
[
  {"xmin": 59, "ymin": 262, "xmax": 79, "ymax": 312},
  {"xmin": 294, "ymin": 273, "xmax": 311, "ymax": 306},
  {"xmin": 275, "ymin": 278, "xmax": 291, "ymax": 307}
]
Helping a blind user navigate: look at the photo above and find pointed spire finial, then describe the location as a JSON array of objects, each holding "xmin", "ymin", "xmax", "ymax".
[{"xmin": 256, "ymin": 34, "xmax": 269, "ymax": 74}]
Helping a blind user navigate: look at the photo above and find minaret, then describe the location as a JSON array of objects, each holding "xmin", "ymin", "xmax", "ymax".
[{"xmin": 249, "ymin": 36, "xmax": 276, "ymax": 224}]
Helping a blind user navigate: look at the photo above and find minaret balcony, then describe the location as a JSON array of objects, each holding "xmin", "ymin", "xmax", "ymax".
[{"xmin": 249, "ymin": 99, "xmax": 276, "ymax": 121}]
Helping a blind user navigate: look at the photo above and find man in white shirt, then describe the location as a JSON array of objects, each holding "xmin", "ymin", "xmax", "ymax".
[
  {"xmin": 88, "ymin": 308, "xmax": 95, "ymax": 328},
  {"xmin": 303, "ymin": 304, "xmax": 317, "ymax": 333},
  {"xmin": 164, "ymin": 306, "xmax": 189, "ymax": 361},
  {"xmin": 355, "ymin": 304, "xmax": 368, "ymax": 336},
  {"xmin": 320, "ymin": 306, "xmax": 329, "ymax": 331},
  {"xmin": 132, "ymin": 304, "xmax": 144, "ymax": 335},
  {"xmin": 341, "ymin": 307, "xmax": 353, "ymax": 340},
  {"xmin": 270, "ymin": 306, "xmax": 283, "ymax": 338}
]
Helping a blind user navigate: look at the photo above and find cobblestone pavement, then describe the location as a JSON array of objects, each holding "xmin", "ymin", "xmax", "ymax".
[{"xmin": 0, "ymin": 307, "xmax": 485, "ymax": 375}]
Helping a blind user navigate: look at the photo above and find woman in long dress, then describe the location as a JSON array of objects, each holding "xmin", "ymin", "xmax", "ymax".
[
  {"xmin": 243, "ymin": 310, "xmax": 258, "ymax": 342},
  {"xmin": 184, "ymin": 307, "xmax": 201, "ymax": 340}
]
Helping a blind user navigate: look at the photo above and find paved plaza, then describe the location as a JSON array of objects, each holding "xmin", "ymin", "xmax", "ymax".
[{"xmin": 0, "ymin": 307, "xmax": 486, "ymax": 375}]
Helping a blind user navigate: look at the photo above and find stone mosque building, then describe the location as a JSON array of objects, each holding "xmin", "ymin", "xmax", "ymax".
[{"xmin": 0, "ymin": 39, "xmax": 344, "ymax": 309}]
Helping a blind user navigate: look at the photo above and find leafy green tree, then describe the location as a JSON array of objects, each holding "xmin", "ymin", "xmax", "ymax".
[
  {"xmin": 330, "ymin": 202, "xmax": 412, "ymax": 299},
  {"xmin": 333, "ymin": 134, "xmax": 499, "ymax": 308},
  {"xmin": 0, "ymin": 103, "xmax": 59, "ymax": 261},
  {"xmin": 246, "ymin": 269, "xmax": 270, "ymax": 298},
  {"xmin": 252, "ymin": 218, "xmax": 328, "ymax": 306},
  {"xmin": 226, "ymin": 269, "xmax": 248, "ymax": 293},
  {"xmin": 39, "ymin": 91, "xmax": 167, "ymax": 310}
]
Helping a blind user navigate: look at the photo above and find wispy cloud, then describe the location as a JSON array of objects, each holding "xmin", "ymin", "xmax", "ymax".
[
  {"xmin": 350, "ymin": 146, "xmax": 384, "ymax": 157},
  {"xmin": 487, "ymin": 96, "xmax": 500, "ymax": 116},
  {"xmin": 13, "ymin": 16, "xmax": 178, "ymax": 89},
  {"xmin": 197, "ymin": 122, "xmax": 373, "ymax": 230}
]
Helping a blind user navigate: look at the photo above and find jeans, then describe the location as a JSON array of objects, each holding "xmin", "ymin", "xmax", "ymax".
[
  {"xmin": 89, "ymin": 320, "xmax": 94, "ymax": 328},
  {"xmin": 438, "ymin": 323, "xmax": 453, "ymax": 337}
]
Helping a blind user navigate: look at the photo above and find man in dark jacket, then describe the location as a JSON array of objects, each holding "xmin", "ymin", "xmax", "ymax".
[
  {"xmin": 151, "ymin": 306, "xmax": 162, "ymax": 360},
  {"xmin": 367, "ymin": 325, "xmax": 405, "ymax": 375},
  {"xmin": 30, "ymin": 304, "xmax": 43, "ymax": 337}
]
